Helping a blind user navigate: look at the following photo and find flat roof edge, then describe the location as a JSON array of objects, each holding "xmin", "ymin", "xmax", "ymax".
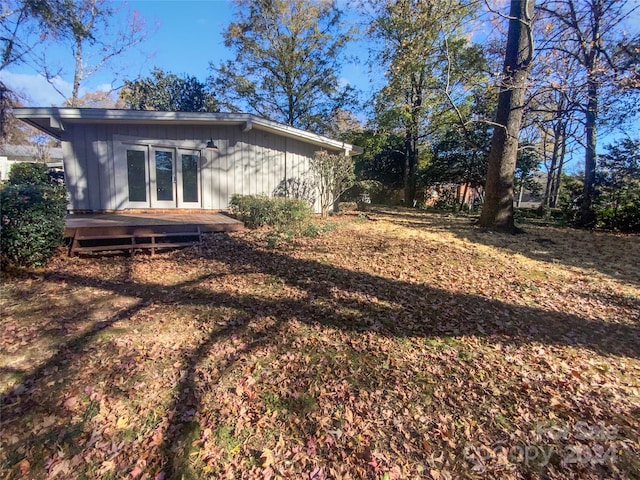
[{"xmin": 12, "ymin": 108, "xmax": 363, "ymax": 155}]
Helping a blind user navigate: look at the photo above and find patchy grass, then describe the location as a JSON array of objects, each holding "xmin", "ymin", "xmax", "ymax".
[{"xmin": 1, "ymin": 208, "xmax": 639, "ymax": 479}]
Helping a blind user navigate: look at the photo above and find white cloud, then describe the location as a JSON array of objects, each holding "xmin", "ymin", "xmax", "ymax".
[
  {"xmin": 0, "ymin": 71, "xmax": 70, "ymax": 106},
  {"xmin": 0, "ymin": 71, "xmax": 116, "ymax": 106},
  {"xmin": 94, "ymin": 82, "xmax": 115, "ymax": 93}
]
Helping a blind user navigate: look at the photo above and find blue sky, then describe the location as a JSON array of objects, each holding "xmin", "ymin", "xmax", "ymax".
[
  {"xmin": 0, "ymin": 0, "xmax": 375, "ymax": 107},
  {"xmin": 1, "ymin": 1, "xmax": 244, "ymax": 105},
  {"xmin": 1, "ymin": 0, "xmax": 636, "ymax": 171}
]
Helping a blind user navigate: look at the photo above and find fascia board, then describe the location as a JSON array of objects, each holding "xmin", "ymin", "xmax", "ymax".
[{"xmin": 12, "ymin": 108, "xmax": 363, "ymax": 155}]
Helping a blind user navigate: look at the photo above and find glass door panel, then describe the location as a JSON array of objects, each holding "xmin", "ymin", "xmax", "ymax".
[
  {"xmin": 155, "ymin": 151, "xmax": 174, "ymax": 201},
  {"xmin": 125, "ymin": 148, "xmax": 150, "ymax": 208},
  {"xmin": 181, "ymin": 153, "xmax": 198, "ymax": 203},
  {"xmin": 127, "ymin": 150, "xmax": 147, "ymax": 202},
  {"xmin": 177, "ymin": 150, "xmax": 201, "ymax": 208},
  {"xmin": 147, "ymin": 147, "xmax": 202, "ymax": 209},
  {"xmin": 151, "ymin": 148, "xmax": 176, "ymax": 208}
]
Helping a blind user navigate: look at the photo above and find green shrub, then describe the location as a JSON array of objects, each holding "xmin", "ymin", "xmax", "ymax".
[
  {"xmin": 515, "ymin": 206, "xmax": 547, "ymax": 219},
  {"xmin": 1, "ymin": 182, "xmax": 68, "ymax": 267},
  {"xmin": 7, "ymin": 162, "xmax": 51, "ymax": 186},
  {"xmin": 342, "ymin": 180, "xmax": 386, "ymax": 204},
  {"xmin": 229, "ymin": 194, "xmax": 312, "ymax": 231},
  {"xmin": 1, "ymin": 163, "xmax": 68, "ymax": 267},
  {"xmin": 597, "ymin": 200, "xmax": 640, "ymax": 232},
  {"xmin": 432, "ymin": 196, "xmax": 458, "ymax": 212},
  {"xmin": 338, "ymin": 202, "xmax": 358, "ymax": 212},
  {"xmin": 301, "ymin": 221, "xmax": 340, "ymax": 238}
]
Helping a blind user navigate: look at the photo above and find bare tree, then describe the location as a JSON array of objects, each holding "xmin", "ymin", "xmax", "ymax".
[
  {"xmin": 526, "ymin": 48, "xmax": 584, "ymax": 208},
  {"xmin": 1, "ymin": 0, "xmax": 60, "ymax": 139},
  {"xmin": 310, "ymin": 150, "xmax": 355, "ymax": 217},
  {"xmin": 538, "ymin": 0, "xmax": 640, "ymax": 226},
  {"xmin": 37, "ymin": 0, "xmax": 146, "ymax": 106}
]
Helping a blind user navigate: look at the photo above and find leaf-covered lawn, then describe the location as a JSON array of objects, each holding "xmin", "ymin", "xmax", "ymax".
[{"xmin": 1, "ymin": 208, "xmax": 639, "ymax": 479}]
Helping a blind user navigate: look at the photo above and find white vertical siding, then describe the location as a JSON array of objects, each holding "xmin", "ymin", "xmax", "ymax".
[{"xmin": 62, "ymin": 122, "xmax": 342, "ymax": 212}]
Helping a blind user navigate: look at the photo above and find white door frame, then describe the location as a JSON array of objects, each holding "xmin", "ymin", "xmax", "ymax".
[
  {"xmin": 123, "ymin": 145, "xmax": 151, "ymax": 209},
  {"xmin": 150, "ymin": 147, "xmax": 177, "ymax": 209},
  {"xmin": 176, "ymin": 148, "xmax": 202, "ymax": 209},
  {"xmin": 116, "ymin": 136, "xmax": 204, "ymax": 210}
]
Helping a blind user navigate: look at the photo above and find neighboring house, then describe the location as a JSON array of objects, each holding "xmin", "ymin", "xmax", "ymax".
[
  {"xmin": 424, "ymin": 183, "xmax": 483, "ymax": 209},
  {"xmin": 0, "ymin": 144, "xmax": 63, "ymax": 181},
  {"xmin": 516, "ymin": 170, "xmax": 546, "ymax": 208},
  {"xmin": 13, "ymin": 108, "xmax": 362, "ymax": 213}
]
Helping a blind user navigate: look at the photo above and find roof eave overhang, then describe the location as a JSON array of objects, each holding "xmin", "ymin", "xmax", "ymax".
[
  {"xmin": 12, "ymin": 108, "xmax": 363, "ymax": 156},
  {"xmin": 13, "ymin": 110, "xmax": 66, "ymax": 140}
]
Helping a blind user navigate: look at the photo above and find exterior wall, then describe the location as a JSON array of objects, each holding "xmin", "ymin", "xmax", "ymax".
[
  {"xmin": 0, "ymin": 156, "xmax": 9, "ymax": 180},
  {"xmin": 61, "ymin": 122, "xmax": 329, "ymax": 213}
]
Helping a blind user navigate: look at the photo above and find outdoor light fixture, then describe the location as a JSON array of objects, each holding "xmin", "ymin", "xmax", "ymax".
[{"xmin": 205, "ymin": 139, "xmax": 218, "ymax": 150}]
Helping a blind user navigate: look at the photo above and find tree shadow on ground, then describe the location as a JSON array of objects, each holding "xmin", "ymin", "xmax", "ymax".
[
  {"xmin": 368, "ymin": 207, "xmax": 640, "ymax": 286},
  {"xmin": 1, "ymin": 228, "xmax": 638, "ymax": 478}
]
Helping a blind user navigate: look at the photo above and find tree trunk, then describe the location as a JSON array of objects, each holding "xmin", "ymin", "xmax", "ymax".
[
  {"xmin": 517, "ymin": 182, "xmax": 524, "ymax": 207},
  {"xmin": 403, "ymin": 134, "xmax": 417, "ymax": 205},
  {"xmin": 550, "ymin": 125, "xmax": 567, "ymax": 208},
  {"xmin": 403, "ymin": 75, "xmax": 422, "ymax": 207},
  {"xmin": 551, "ymin": 159, "xmax": 564, "ymax": 208},
  {"xmin": 543, "ymin": 120, "xmax": 563, "ymax": 207},
  {"xmin": 543, "ymin": 164, "xmax": 555, "ymax": 208},
  {"xmin": 403, "ymin": 136, "xmax": 411, "ymax": 205},
  {"xmin": 459, "ymin": 182, "xmax": 469, "ymax": 211},
  {"xmin": 478, "ymin": 0, "xmax": 535, "ymax": 232},
  {"xmin": 70, "ymin": 38, "xmax": 83, "ymax": 107},
  {"xmin": 578, "ymin": 75, "xmax": 598, "ymax": 227}
]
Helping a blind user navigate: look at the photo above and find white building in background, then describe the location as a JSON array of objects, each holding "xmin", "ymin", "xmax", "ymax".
[{"xmin": 0, "ymin": 144, "xmax": 63, "ymax": 180}]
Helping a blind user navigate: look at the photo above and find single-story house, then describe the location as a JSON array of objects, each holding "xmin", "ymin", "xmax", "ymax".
[
  {"xmin": 13, "ymin": 108, "xmax": 362, "ymax": 213},
  {"xmin": 0, "ymin": 144, "xmax": 63, "ymax": 180}
]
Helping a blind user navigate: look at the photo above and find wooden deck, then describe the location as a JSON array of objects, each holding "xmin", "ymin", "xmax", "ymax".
[
  {"xmin": 65, "ymin": 212, "xmax": 244, "ymax": 237},
  {"xmin": 64, "ymin": 212, "xmax": 244, "ymax": 256}
]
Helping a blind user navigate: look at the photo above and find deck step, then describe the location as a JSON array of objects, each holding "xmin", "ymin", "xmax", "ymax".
[
  {"xmin": 74, "ymin": 232, "xmax": 200, "ymax": 241},
  {"xmin": 70, "ymin": 228, "xmax": 201, "ymax": 257}
]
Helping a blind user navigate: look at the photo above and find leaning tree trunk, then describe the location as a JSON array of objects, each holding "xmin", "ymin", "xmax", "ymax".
[
  {"xmin": 459, "ymin": 182, "xmax": 469, "ymax": 211},
  {"xmin": 478, "ymin": 0, "xmax": 535, "ymax": 232},
  {"xmin": 550, "ymin": 123, "xmax": 567, "ymax": 208}
]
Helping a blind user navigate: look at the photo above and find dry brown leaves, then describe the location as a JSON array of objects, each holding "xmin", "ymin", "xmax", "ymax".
[{"xmin": 1, "ymin": 208, "xmax": 638, "ymax": 479}]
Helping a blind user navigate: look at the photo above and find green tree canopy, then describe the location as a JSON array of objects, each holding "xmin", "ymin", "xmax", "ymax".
[
  {"xmin": 595, "ymin": 137, "xmax": 640, "ymax": 231},
  {"xmin": 209, "ymin": 0, "xmax": 354, "ymax": 132},
  {"xmin": 341, "ymin": 130, "xmax": 405, "ymax": 189},
  {"xmin": 425, "ymin": 123, "xmax": 491, "ymax": 190},
  {"xmin": 119, "ymin": 68, "xmax": 219, "ymax": 112},
  {"xmin": 367, "ymin": 0, "xmax": 486, "ymax": 204}
]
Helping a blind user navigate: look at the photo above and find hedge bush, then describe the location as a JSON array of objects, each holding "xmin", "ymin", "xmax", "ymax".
[
  {"xmin": 1, "ymin": 164, "xmax": 68, "ymax": 267},
  {"xmin": 7, "ymin": 162, "xmax": 51, "ymax": 186},
  {"xmin": 229, "ymin": 194, "xmax": 312, "ymax": 231}
]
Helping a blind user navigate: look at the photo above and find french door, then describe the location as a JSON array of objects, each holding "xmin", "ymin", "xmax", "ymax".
[{"xmin": 125, "ymin": 146, "xmax": 201, "ymax": 209}]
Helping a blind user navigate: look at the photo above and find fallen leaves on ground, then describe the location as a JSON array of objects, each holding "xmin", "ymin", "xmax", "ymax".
[{"xmin": 1, "ymin": 208, "xmax": 639, "ymax": 479}]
